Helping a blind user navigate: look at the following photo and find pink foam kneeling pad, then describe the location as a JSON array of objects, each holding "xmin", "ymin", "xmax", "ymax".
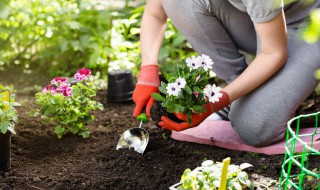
[{"xmin": 171, "ymin": 120, "xmax": 320, "ymax": 155}]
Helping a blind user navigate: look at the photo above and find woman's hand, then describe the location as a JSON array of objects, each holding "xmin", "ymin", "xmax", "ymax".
[
  {"xmin": 159, "ymin": 91, "xmax": 230, "ymax": 131},
  {"xmin": 132, "ymin": 65, "xmax": 160, "ymax": 117}
]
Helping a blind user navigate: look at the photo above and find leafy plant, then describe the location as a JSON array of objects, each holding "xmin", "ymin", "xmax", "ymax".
[
  {"xmin": 35, "ymin": 68, "xmax": 103, "ymax": 138},
  {"xmin": 301, "ymin": 8, "xmax": 320, "ymax": 44},
  {"xmin": 0, "ymin": 0, "xmax": 195, "ymax": 80},
  {"xmin": 0, "ymin": 91, "xmax": 20, "ymax": 134},
  {"xmin": 152, "ymin": 54, "xmax": 220, "ymax": 124},
  {"xmin": 176, "ymin": 160, "xmax": 254, "ymax": 190}
]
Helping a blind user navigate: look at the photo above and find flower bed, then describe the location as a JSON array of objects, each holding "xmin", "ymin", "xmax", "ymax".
[{"xmin": 0, "ymin": 90, "xmax": 319, "ymax": 189}]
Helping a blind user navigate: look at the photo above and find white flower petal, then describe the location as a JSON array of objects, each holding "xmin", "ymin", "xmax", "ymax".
[
  {"xmin": 175, "ymin": 77, "xmax": 186, "ymax": 89},
  {"xmin": 240, "ymin": 163, "xmax": 253, "ymax": 170},
  {"xmin": 203, "ymin": 84, "xmax": 223, "ymax": 103},
  {"xmin": 186, "ymin": 55, "xmax": 201, "ymax": 70},
  {"xmin": 202, "ymin": 160, "xmax": 214, "ymax": 167},
  {"xmin": 200, "ymin": 54, "xmax": 214, "ymax": 71},
  {"xmin": 166, "ymin": 83, "xmax": 181, "ymax": 96}
]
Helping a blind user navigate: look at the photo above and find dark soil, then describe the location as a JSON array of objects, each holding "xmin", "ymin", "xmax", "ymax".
[{"xmin": 0, "ymin": 76, "xmax": 319, "ymax": 189}]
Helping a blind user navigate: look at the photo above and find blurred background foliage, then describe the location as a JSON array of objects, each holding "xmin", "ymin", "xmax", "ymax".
[
  {"xmin": 0, "ymin": 0, "xmax": 195, "ymax": 82},
  {"xmin": 0, "ymin": 0, "xmax": 319, "ymax": 85}
]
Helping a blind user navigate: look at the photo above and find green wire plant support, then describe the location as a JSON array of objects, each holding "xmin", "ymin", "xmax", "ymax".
[{"xmin": 279, "ymin": 112, "xmax": 320, "ymax": 190}]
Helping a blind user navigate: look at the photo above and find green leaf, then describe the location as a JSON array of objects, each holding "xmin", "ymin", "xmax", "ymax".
[
  {"xmin": 54, "ymin": 126, "xmax": 65, "ymax": 139},
  {"xmin": 162, "ymin": 98, "xmax": 170, "ymax": 107},
  {"xmin": 0, "ymin": 121, "xmax": 9, "ymax": 134},
  {"xmin": 184, "ymin": 85, "xmax": 192, "ymax": 94},
  {"xmin": 159, "ymin": 81, "xmax": 167, "ymax": 94},
  {"xmin": 151, "ymin": 93, "xmax": 165, "ymax": 101},
  {"xmin": 79, "ymin": 130, "xmax": 90, "ymax": 138},
  {"xmin": 66, "ymin": 21, "xmax": 82, "ymax": 30},
  {"xmin": 193, "ymin": 105, "xmax": 205, "ymax": 113},
  {"xmin": 163, "ymin": 71, "xmax": 170, "ymax": 82},
  {"xmin": 314, "ymin": 69, "xmax": 320, "ymax": 80},
  {"xmin": 173, "ymin": 104, "xmax": 185, "ymax": 113},
  {"xmin": 44, "ymin": 105, "xmax": 56, "ymax": 115},
  {"xmin": 172, "ymin": 35, "xmax": 186, "ymax": 47},
  {"xmin": 193, "ymin": 87, "xmax": 203, "ymax": 93}
]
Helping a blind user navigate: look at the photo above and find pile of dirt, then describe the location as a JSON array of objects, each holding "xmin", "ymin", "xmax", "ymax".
[{"xmin": 0, "ymin": 89, "xmax": 319, "ymax": 190}]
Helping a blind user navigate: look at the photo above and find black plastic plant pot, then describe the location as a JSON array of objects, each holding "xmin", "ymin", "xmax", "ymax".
[
  {"xmin": 107, "ymin": 69, "xmax": 135, "ymax": 103},
  {"xmin": 0, "ymin": 132, "xmax": 11, "ymax": 171}
]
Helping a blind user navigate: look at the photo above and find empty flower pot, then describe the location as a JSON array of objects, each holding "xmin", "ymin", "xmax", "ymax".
[
  {"xmin": 0, "ymin": 132, "xmax": 11, "ymax": 171},
  {"xmin": 107, "ymin": 69, "xmax": 135, "ymax": 103}
]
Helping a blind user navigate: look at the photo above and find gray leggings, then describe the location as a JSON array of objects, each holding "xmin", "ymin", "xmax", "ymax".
[{"xmin": 162, "ymin": 0, "xmax": 320, "ymax": 147}]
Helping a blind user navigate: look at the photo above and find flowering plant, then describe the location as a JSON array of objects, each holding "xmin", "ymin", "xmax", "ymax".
[
  {"xmin": 35, "ymin": 68, "xmax": 104, "ymax": 139},
  {"xmin": 0, "ymin": 91, "xmax": 20, "ymax": 134},
  {"xmin": 171, "ymin": 160, "xmax": 254, "ymax": 190},
  {"xmin": 152, "ymin": 54, "xmax": 223, "ymax": 124}
]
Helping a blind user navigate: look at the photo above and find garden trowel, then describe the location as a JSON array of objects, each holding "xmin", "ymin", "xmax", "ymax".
[{"xmin": 116, "ymin": 113, "xmax": 149, "ymax": 154}]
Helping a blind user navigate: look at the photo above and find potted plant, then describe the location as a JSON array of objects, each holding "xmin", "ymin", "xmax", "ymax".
[
  {"xmin": 0, "ymin": 91, "xmax": 20, "ymax": 171},
  {"xmin": 35, "ymin": 68, "xmax": 104, "ymax": 139},
  {"xmin": 169, "ymin": 159, "xmax": 254, "ymax": 190},
  {"xmin": 151, "ymin": 54, "xmax": 221, "ymax": 125}
]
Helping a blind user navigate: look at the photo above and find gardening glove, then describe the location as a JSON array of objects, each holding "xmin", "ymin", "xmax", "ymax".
[
  {"xmin": 132, "ymin": 65, "xmax": 160, "ymax": 118},
  {"xmin": 159, "ymin": 91, "xmax": 230, "ymax": 131}
]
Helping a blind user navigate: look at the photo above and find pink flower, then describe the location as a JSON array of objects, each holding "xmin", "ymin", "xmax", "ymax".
[
  {"xmin": 42, "ymin": 85, "xmax": 55, "ymax": 93},
  {"xmin": 63, "ymin": 87, "xmax": 73, "ymax": 97},
  {"xmin": 74, "ymin": 68, "xmax": 91, "ymax": 81},
  {"xmin": 56, "ymin": 83, "xmax": 70, "ymax": 93},
  {"xmin": 51, "ymin": 77, "xmax": 67, "ymax": 85},
  {"xmin": 193, "ymin": 91, "xmax": 199, "ymax": 98}
]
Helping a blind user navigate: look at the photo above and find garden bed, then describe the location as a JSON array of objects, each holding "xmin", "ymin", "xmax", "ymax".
[{"xmin": 0, "ymin": 89, "xmax": 319, "ymax": 189}]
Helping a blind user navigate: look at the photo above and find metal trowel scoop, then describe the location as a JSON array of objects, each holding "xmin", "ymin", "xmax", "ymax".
[{"xmin": 116, "ymin": 113, "xmax": 149, "ymax": 154}]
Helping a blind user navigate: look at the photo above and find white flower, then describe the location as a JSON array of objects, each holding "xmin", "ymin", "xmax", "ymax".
[
  {"xmin": 209, "ymin": 70, "xmax": 217, "ymax": 78},
  {"xmin": 232, "ymin": 182, "xmax": 242, "ymax": 190},
  {"xmin": 199, "ymin": 54, "xmax": 214, "ymax": 71},
  {"xmin": 201, "ymin": 160, "xmax": 214, "ymax": 167},
  {"xmin": 186, "ymin": 55, "xmax": 201, "ymax": 70},
  {"xmin": 166, "ymin": 83, "xmax": 181, "ymax": 96},
  {"xmin": 175, "ymin": 77, "xmax": 186, "ymax": 89},
  {"xmin": 203, "ymin": 84, "xmax": 223, "ymax": 103}
]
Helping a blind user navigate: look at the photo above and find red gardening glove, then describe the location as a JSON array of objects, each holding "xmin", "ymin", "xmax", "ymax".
[
  {"xmin": 159, "ymin": 91, "xmax": 230, "ymax": 131},
  {"xmin": 132, "ymin": 65, "xmax": 160, "ymax": 118}
]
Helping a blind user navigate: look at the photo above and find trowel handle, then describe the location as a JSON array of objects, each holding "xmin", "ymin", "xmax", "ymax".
[{"xmin": 137, "ymin": 113, "xmax": 148, "ymax": 123}]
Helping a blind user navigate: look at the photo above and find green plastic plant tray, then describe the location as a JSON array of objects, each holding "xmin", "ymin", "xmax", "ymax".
[{"xmin": 279, "ymin": 112, "xmax": 320, "ymax": 190}]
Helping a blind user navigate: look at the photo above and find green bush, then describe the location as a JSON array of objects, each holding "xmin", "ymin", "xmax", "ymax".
[{"xmin": 0, "ymin": 0, "xmax": 194, "ymax": 78}]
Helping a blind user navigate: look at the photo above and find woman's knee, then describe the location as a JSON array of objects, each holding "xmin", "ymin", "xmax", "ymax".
[{"xmin": 229, "ymin": 110, "xmax": 287, "ymax": 147}]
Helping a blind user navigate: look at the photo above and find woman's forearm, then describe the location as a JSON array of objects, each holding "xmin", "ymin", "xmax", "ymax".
[
  {"xmin": 140, "ymin": 1, "xmax": 167, "ymax": 66},
  {"xmin": 223, "ymin": 10, "xmax": 287, "ymax": 102},
  {"xmin": 223, "ymin": 51, "xmax": 287, "ymax": 102}
]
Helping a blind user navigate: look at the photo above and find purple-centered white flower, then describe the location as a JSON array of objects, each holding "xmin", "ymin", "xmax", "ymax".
[
  {"xmin": 203, "ymin": 84, "xmax": 223, "ymax": 103},
  {"xmin": 199, "ymin": 54, "xmax": 214, "ymax": 71},
  {"xmin": 175, "ymin": 77, "xmax": 186, "ymax": 89},
  {"xmin": 166, "ymin": 83, "xmax": 181, "ymax": 96},
  {"xmin": 186, "ymin": 55, "xmax": 201, "ymax": 70}
]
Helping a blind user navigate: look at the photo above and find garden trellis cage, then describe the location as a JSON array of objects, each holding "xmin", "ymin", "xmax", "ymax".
[{"xmin": 279, "ymin": 112, "xmax": 320, "ymax": 190}]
